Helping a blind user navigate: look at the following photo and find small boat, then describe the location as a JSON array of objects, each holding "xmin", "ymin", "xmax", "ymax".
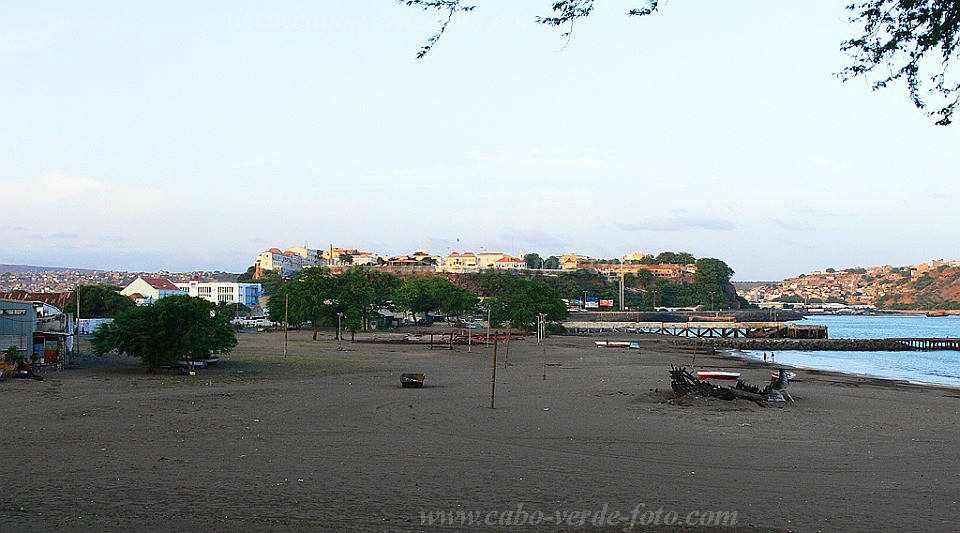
[
  {"xmin": 926, "ymin": 310, "xmax": 948, "ymax": 317},
  {"xmin": 696, "ymin": 370, "xmax": 741, "ymax": 381},
  {"xmin": 771, "ymin": 371, "xmax": 798, "ymax": 381},
  {"xmin": 595, "ymin": 341, "xmax": 633, "ymax": 348},
  {"xmin": 401, "ymin": 373, "xmax": 425, "ymax": 388}
]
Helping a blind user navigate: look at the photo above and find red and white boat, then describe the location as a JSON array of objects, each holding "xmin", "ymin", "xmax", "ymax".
[{"xmin": 696, "ymin": 370, "xmax": 741, "ymax": 381}]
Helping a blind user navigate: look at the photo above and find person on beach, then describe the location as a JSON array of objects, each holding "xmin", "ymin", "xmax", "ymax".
[{"xmin": 763, "ymin": 352, "xmax": 768, "ymax": 362}]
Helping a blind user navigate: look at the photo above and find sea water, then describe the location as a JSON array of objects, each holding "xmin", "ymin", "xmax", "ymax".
[{"xmin": 741, "ymin": 314, "xmax": 960, "ymax": 387}]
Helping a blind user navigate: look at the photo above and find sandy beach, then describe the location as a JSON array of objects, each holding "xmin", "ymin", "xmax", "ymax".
[{"xmin": 2, "ymin": 329, "xmax": 959, "ymax": 531}]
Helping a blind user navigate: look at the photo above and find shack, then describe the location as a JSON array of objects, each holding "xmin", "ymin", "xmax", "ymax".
[{"xmin": 0, "ymin": 298, "xmax": 72, "ymax": 366}]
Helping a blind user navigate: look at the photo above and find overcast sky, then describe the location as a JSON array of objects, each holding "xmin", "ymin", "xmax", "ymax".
[{"xmin": 3, "ymin": 1, "xmax": 958, "ymax": 280}]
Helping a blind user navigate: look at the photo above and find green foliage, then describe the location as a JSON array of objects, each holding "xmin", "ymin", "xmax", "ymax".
[
  {"xmin": 238, "ymin": 266, "xmax": 286, "ymax": 296},
  {"xmin": 4, "ymin": 346, "xmax": 24, "ymax": 363},
  {"xmin": 486, "ymin": 277, "xmax": 568, "ymax": 331},
  {"xmin": 92, "ymin": 295, "xmax": 237, "ymax": 370},
  {"xmin": 845, "ymin": 267, "xmax": 867, "ymax": 274},
  {"xmin": 218, "ymin": 301, "xmax": 251, "ymax": 317},
  {"xmin": 339, "ymin": 253, "xmax": 354, "ymax": 265},
  {"xmin": 825, "ymin": 267, "xmax": 836, "ymax": 273},
  {"xmin": 268, "ymin": 267, "xmax": 338, "ymax": 339},
  {"xmin": 842, "ymin": 0, "xmax": 960, "ymax": 125},
  {"xmin": 335, "ymin": 267, "xmax": 401, "ymax": 337},
  {"xmin": 543, "ymin": 256, "xmax": 561, "ymax": 269},
  {"xmin": 692, "ymin": 258, "xmax": 735, "ymax": 310},
  {"xmin": 64, "ymin": 285, "xmax": 135, "ymax": 318},
  {"xmin": 394, "ymin": 276, "xmax": 478, "ymax": 320},
  {"xmin": 407, "ymin": 1, "xmax": 960, "ymax": 125},
  {"xmin": 523, "ymin": 253, "xmax": 543, "ymax": 269}
]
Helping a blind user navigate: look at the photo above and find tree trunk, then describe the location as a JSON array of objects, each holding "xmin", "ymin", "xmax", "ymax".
[{"xmin": 312, "ymin": 320, "xmax": 318, "ymax": 341}]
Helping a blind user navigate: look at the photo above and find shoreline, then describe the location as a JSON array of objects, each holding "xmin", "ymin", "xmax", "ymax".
[{"xmin": 719, "ymin": 345, "xmax": 960, "ymax": 392}]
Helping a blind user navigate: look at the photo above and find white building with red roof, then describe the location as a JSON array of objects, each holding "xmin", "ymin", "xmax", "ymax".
[
  {"xmin": 256, "ymin": 248, "xmax": 303, "ymax": 276},
  {"xmin": 493, "ymin": 255, "xmax": 525, "ymax": 270},
  {"xmin": 120, "ymin": 277, "xmax": 186, "ymax": 305}
]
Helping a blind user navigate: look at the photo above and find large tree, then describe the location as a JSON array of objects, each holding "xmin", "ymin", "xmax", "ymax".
[
  {"xmin": 394, "ymin": 276, "xmax": 479, "ymax": 322},
  {"xmin": 485, "ymin": 276, "xmax": 568, "ymax": 331},
  {"xmin": 92, "ymin": 295, "xmax": 237, "ymax": 370},
  {"xmin": 402, "ymin": 0, "xmax": 960, "ymax": 124},
  {"xmin": 268, "ymin": 267, "xmax": 337, "ymax": 340},
  {"xmin": 64, "ymin": 285, "xmax": 135, "ymax": 318},
  {"xmin": 334, "ymin": 267, "xmax": 401, "ymax": 340}
]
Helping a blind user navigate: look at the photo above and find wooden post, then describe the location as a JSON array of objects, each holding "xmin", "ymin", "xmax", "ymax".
[
  {"xmin": 490, "ymin": 334, "xmax": 498, "ymax": 409},
  {"xmin": 504, "ymin": 327, "xmax": 511, "ymax": 368},
  {"xmin": 283, "ymin": 293, "xmax": 289, "ymax": 358}
]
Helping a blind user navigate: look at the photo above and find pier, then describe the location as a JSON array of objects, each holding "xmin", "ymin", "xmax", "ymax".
[
  {"xmin": 566, "ymin": 321, "xmax": 828, "ymax": 339},
  {"xmin": 671, "ymin": 337, "xmax": 960, "ymax": 352}
]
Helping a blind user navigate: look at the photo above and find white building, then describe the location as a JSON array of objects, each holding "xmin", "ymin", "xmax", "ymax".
[
  {"xmin": 285, "ymin": 246, "xmax": 328, "ymax": 268},
  {"xmin": 120, "ymin": 277, "xmax": 186, "ymax": 305},
  {"xmin": 493, "ymin": 255, "xmax": 525, "ymax": 270},
  {"xmin": 175, "ymin": 280, "xmax": 263, "ymax": 308},
  {"xmin": 256, "ymin": 248, "xmax": 303, "ymax": 276}
]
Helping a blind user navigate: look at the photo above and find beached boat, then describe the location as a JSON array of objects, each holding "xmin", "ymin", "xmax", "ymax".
[
  {"xmin": 400, "ymin": 373, "xmax": 424, "ymax": 388},
  {"xmin": 595, "ymin": 341, "xmax": 640, "ymax": 349},
  {"xmin": 695, "ymin": 370, "xmax": 741, "ymax": 381},
  {"xmin": 926, "ymin": 310, "xmax": 948, "ymax": 317}
]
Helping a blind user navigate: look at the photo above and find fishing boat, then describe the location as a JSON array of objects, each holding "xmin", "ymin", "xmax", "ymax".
[
  {"xmin": 695, "ymin": 370, "xmax": 741, "ymax": 381},
  {"xmin": 400, "ymin": 373, "xmax": 425, "ymax": 388},
  {"xmin": 926, "ymin": 310, "xmax": 948, "ymax": 317}
]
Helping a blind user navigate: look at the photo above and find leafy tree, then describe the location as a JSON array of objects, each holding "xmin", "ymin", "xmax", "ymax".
[
  {"xmin": 487, "ymin": 277, "xmax": 567, "ymax": 331},
  {"xmin": 676, "ymin": 252, "xmax": 696, "ymax": 265},
  {"xmin": 64, "ymin": 285, "xmax": 135, "ymax": 318},
  {"xmin": 339, "ymin": 253, "xmax": 354, "ymax": 265},
  {"xmin": 543, "ymin": 255, "xmax": 561, "ymax": 269},
  {"xmin": 239, "ymin": 266, "xmax": 286, "ymax": 296},
  {"xmin": 334, "ymin": 267, "xmax": 401, "ymax": 340},
  {"xmin": 267, "ymin": 267, "xmax": 337, "ymax": 339},
  {"xmin": 841, "ymin": 1, "xmax": 960, "ymax": 125},
  {"xmin": 692, "ymin": 258, "xmax": 735, "ymax": 310},
  {"xmin": 218, "ymin": 301, "xmax": 252, "ymax": 318},
  {"xmin": 92, "ymin": 295, "xmax": 237, "ymax": 370},
  {"xmin": 653, "ymin": 251, "xmax": 679, "ymax": 264},
  {"xmin": 403, "ymin": 0, "xmax": 960, "ymax": 125},
  {"xmin": 394, "ymin": 276, "xmax": 477, "ymax": 321},
  {"xmin": 524, "ymin": 253, "xmax": 543, "ymax": 269}
]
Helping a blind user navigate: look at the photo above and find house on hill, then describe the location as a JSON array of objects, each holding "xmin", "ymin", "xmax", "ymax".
[{"xmin": 120, "ymin": 277, "xmax": 185, "ymax": 305}]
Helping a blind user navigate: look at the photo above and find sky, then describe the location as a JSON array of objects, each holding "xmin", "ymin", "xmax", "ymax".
[{"xmin": 3, "ymin": 1, "xmax": 959, "ymax": 281}]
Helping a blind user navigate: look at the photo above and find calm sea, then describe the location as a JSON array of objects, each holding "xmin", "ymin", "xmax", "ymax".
[{"xmin": 740, "ymin": 314, "xmax": 960, "ymax": 387}]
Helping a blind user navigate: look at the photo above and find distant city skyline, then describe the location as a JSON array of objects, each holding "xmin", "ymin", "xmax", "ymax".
[{"xmin": 3, "ymin": 2, "xmax": 959, "ymax": 280}]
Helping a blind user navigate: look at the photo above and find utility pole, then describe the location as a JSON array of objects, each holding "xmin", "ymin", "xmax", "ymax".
[
  {"xmin": 74, "ymin": 285, "xmax": 81, "ymax": 361},
  {"xmin": 619, "ymin": 263, "xmax": 625, "ymax": 311},
  {"xmin": 539, "ymin": 313, "xmax": 547, "ymax": 380},
  {"xmin": 486, "ymin": 305, "xmax": 491, "ymax": 346},
  {"xmin": 283, "ymin": 293, "xmax": 289, "ymax": 358},
  {"xmin": 490, "ymin": 334, "xmax": 498, "ymax": 409},
  {"xmin": 337, "ymin": 312, "xmax": 344, "ymax": 351}
]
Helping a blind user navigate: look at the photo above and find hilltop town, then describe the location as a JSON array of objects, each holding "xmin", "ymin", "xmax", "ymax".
[
  {"xmin": 740, "ymin": 259, "xmax": 960, "ymax": 310},
  {"xmin": 0, "ymin": 266, "xmax": 240, "ymax": 294}
]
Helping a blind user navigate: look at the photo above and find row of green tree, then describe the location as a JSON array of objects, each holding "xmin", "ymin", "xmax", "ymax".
[
  {"xmin": 469, "ymin": 257, "xmax": 739, "ymax": 311},
  {"xmin": 266, "ymin": 266, "xmax": 569, "ymax": 339},
  {"xmin": 519, "ymin": 251, "xmax": 698, "ymax": 270}
]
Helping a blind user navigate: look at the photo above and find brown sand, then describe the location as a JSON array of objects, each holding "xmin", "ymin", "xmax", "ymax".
[{"xmin": 2, "ymin": 329, "xmax": 959, "ymax": 531}]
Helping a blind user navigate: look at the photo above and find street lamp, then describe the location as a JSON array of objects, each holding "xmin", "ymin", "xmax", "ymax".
[{"xmin": 337, "ymin": 312, "xmax": 344, "ymax": 351}]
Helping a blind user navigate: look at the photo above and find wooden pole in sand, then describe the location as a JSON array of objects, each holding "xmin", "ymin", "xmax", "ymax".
[
  {"xmin": 504, "ymin": 326, "xmax": 511, "ymax": 368},
  {"xmin": 283, "ymin": 293, "xmax": 289, "ymax": 358},
  {"xmin": 540, "ymin": 313, "xmax": 547, "ymax": 380},
  {"xmin": 490, "ymin": 333, "xmax": 498, "ymax": 409}
]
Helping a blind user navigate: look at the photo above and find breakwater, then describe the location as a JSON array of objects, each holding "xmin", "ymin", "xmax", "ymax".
[{"xmin": 672, "ymin": 338, "xmax": 960, "ymax": 352}]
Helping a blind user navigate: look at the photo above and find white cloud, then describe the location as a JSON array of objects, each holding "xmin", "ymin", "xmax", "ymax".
[{"xmin": 10, "ymin": 171, "xmax": 106, "ymax": 202}]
